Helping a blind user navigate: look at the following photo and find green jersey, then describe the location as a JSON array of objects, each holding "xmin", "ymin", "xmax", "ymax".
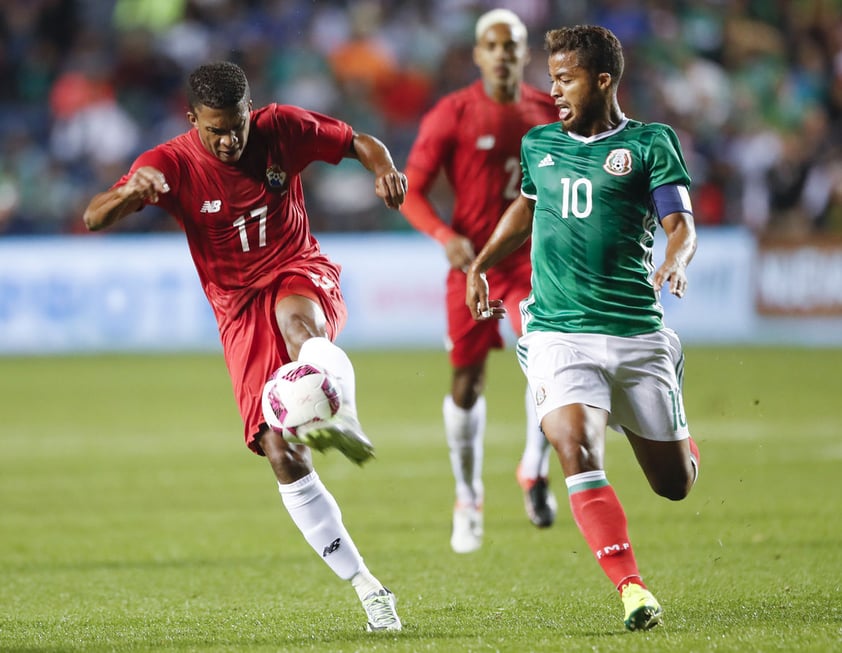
[{"xmin": 520, "ymin": 117, "xmax": 691, "ymax": 336}]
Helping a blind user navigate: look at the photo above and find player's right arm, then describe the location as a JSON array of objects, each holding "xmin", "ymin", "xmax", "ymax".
[
  {"xmin": 403, "ymin": 165, "xmax": 476, "ymax": 271},
  {"xmin": 402, "ymin": 95, "xmax": 477, "ymax": 271},
  {"xmin": 465, "ymin": 194, "xmax": 534, "ymax": 319},
  {"xmin": 83, "ymin": 166, "xmax": 170, "ymax": 231}
]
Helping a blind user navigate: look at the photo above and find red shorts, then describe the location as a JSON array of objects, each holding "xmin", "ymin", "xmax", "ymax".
[
  {"xmin": 217, "ymin": 259, "xmax": 347, "ymax": 454},
  {"xmin": 446, "ymin": 264, "xmax": 531, "ymax": 368}
]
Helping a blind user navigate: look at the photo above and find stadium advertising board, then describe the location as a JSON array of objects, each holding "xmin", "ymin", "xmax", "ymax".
[
  {"xmin": 2, "ymin": 229, "xmax": 840, "ymax": 354},
  {"xmin": 0, "ymin": 235, "xmax": 218, "ymax": 354},
  {"xmin": 0, "ymin": 233, "xmax": 448, "ymax": 354},
  {"xmin": 755, "ymin": 238, "xmax": 842, "ymax": 316},
  {"xmin": 654, "ymin": 227, "xmax": 755, "ymax": 341}
]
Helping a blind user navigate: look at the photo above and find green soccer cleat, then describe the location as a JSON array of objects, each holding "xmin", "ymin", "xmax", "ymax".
[
  {"xmin": 621, "ymin": 583, "xmax": 663, "ymax": 631},
  {"xmin": 362, "ymin": 588, "xmax": 402, "ymax": 632}
]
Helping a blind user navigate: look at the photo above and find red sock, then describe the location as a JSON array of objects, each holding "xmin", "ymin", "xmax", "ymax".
[{"xmin": 568, "ymin": 479, "xmax": 644, "ymax": 590}]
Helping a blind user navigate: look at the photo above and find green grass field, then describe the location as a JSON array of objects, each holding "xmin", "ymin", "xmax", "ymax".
[{"xmin": 2, "ymin": 347, "xmax": 841, "ymax": 652}]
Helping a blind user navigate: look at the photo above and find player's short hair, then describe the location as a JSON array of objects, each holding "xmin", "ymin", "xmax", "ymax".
[
  {"xmin": 544, "ymin": 25, "xmax": 624, "ymax": 84},
  {"xmin": 187, "ymin": 61, "xmax": 250, "ymax": 111},
  {"xmin": 475, "ymin": 8, "xmax": 527, "ymax": 42}
]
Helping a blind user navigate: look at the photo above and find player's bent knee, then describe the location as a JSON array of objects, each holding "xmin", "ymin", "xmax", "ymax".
[{"xmin": 650, "ymin": 474, "xmax": 694, "ymax": 501}]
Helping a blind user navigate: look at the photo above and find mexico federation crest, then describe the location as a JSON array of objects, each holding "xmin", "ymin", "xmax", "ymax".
[
  {"xmin": 266, "ymin": 164, "xmax": 287, "ymax": 190},
  {"xmin": 603, "ymin": 148, "xmax": 633, "ymax": 176},
  {"xmin": 535, "ymin": 384, "xmax": 547, "ymax": 406}
]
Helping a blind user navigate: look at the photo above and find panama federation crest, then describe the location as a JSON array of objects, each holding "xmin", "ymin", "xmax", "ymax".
[
  {"xmin": 266, "ymin": 164, "xmax": 287, "ymax": 191},
  {"xmin": 603, "ymin": 148, "xmax": 633, "ymax": 176}
]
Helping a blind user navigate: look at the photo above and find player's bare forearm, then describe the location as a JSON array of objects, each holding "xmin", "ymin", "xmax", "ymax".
[
  {"xmin": 402, "ymin": 169, "xmax": 473, "ymax": 269},
  {"xmin": 654, "ymin": 212, "xmax": 697, "ymax": 298},
  {"xmin": 664, "ymin": 214, "xmax": 697, "ymax": 266},
  {"xmin": 465, "ymin": 195, "xmax": 533, "ymax": 320},
  {"xmin": 349, "ymin": 132, "xmax": 407, "ymax": 209},
  {"xmin": 83, "ymin": 188, "xmax": 143, "ymax": 231},
  {"xmin": 469, "ymin": 195, "xmax": 534, "ymax": 275},
  {"xmin": 83, "ymin": 166, "xmax": 169, "ymax": 231}
]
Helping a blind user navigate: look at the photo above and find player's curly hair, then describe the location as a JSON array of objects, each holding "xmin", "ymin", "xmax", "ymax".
[
  {"xmin": 187, "ymin": 61, "xmax": 250, "ymax": 111},
  {"xmin": 544, "ymin": 25, "xmax": 624, "ymax": 85}
]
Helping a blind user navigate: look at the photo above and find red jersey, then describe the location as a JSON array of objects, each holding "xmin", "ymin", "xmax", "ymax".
[
  {"xmin": 405, "ymin": 80, "xmax": 557, "ymax": 273},
  {"xmin": 116, "ymin": 104, "xmax": 353, "ymax": 319}
]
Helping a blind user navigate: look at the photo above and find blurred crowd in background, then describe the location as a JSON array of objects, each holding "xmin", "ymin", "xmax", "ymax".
[{"xmin": 1, "ymin": 0, "xmax": 841, "ymax": 238}]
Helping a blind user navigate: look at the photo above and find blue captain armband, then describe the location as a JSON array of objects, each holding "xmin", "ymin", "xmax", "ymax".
[{"xmin": 651, "ymin": 184, "xmax": 693, "ymax": 223}]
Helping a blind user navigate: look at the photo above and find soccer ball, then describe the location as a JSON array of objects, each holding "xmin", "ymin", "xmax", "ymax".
[{"xmin": 261, "ymin": 361, "xmax": 342, "ymax": 442}]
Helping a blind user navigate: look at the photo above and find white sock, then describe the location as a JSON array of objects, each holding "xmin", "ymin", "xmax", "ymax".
[
  {"xmin": 350, "ymin": 568, "xmax": 383, "ymax": 600},
  {"xmin": 278, "ymin": 471, "xmax": 364, "ymax": 580},
  {"xmin": 565, "ymin": 469, "xmax": 607, "ymax": 489},
  {"xmin": 298, "ymin": 337, "xmax": 358, "ymax": 419},
  {"xmin": 443, "ymin": 395, "xmax": 485, "ymax": 506},
  {"xmin": 519, "ymin": 384, "xmax": 552, "ymax": 479}
]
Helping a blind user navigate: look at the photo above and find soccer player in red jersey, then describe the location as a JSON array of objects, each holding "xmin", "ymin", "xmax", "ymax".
[
  {"xmin": 82, "ymin": 61, "xmax": 404, "ymax": 632},
  {"xmin": 401, "ymin": 9, "xmax": 560, "ymax": 553}
]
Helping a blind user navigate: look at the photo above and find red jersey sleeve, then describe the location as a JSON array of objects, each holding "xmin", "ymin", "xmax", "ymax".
[
  {"xmin": 267, "ymin": 104, "xmax": 354, "ymax": 174},
  {"xmin": 406, "ymin": 96, "xmax": 459, "ymax": 177},
  {"xmin": 403, "ymin": 96, "xmax": 461, "ymax": 244}
]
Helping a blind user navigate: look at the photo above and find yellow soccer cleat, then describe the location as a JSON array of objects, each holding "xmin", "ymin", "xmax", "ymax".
[{"xmin": 621, "ymin": 583, "xmax": 663, "ymax": 631}]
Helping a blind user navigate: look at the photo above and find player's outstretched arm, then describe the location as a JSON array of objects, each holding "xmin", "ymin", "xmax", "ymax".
[
  {"xmin": 466, "ymin": 194, "xmax": 535, "ymax": 320},
  {"xmin": 83, "ymin": 166, "xmax": 170, "ymax": 231},
  {"xmin": 347, "ymin": 132, "xmax": 407, "ymax": 209},
  {"xmin": 402, "ymin": 166, "xmax": 475, "ymax": 271},
  {"xmin": 653, "ymin": 211, "xmax": 697, "ymax": 298}
]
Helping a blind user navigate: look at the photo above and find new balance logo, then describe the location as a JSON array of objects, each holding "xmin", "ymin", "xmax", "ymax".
[
  {"xmin": 476, "ymin": 135, "xmax": 495, "ymax": 150},
  {"xmin": 200, "ymin": 200, "xmax": 222, "ymax": 213},
  {"xmin": 322, "ymin": 537, "xmax": 341, "ymax": 557},
  {"xmin": 538, "ymin": 154, "xmax": 554, "ymax": 167}
]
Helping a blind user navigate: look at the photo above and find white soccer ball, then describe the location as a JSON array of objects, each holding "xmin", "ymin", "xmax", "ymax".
[{"xmin": 261, "ymin": 361, "xmax": 342, "ymax": 442}]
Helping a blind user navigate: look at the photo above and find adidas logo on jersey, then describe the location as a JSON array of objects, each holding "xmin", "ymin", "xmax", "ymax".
[
  {"xmin": 200, "ymin": 200, "xmax": 222, "ymax": 213},
  {"xmin": 538, "ymin": 154, "xmax": 554, "ymax": 167}
]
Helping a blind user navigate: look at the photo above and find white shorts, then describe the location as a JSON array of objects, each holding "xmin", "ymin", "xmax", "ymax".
[{"xmin": 517, "ymin": 329, "xmax": 690, "ymax": 442}]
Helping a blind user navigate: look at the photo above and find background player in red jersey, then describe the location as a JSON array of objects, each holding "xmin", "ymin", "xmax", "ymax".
[
  {"xmin": 82, "ymin": 61, "xmax": 404, "ymax": 632},
  {"xmin": 401, "ymin": 9, "xmax": 560, "ymax": 553}
]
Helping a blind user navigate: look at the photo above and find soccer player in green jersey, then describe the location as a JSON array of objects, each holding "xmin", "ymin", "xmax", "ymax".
[{"xmin": 466, "ymin": 25, "xmax": 701, "ymax": 632}]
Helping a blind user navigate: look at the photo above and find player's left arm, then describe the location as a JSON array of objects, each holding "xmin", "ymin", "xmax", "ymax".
[
  {"xmin": 654, "ymin": 208, "xmax": 697, "ymax": 299},
  {"xmin": 466, "ymin": 194, "xmax": 535, "ymax": 319},
  {"xmin": 346, "ymin": 132, "xmax": 408, "ymax": 209},
  {"xmin": 648, "ymin": 127, "xmax": 696, "ymax": 298}
]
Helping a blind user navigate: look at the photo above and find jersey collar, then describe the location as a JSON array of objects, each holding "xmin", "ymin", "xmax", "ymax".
[{"xmin": 565, "ymin": 113, "xmax": 629, "ymax": 144}]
